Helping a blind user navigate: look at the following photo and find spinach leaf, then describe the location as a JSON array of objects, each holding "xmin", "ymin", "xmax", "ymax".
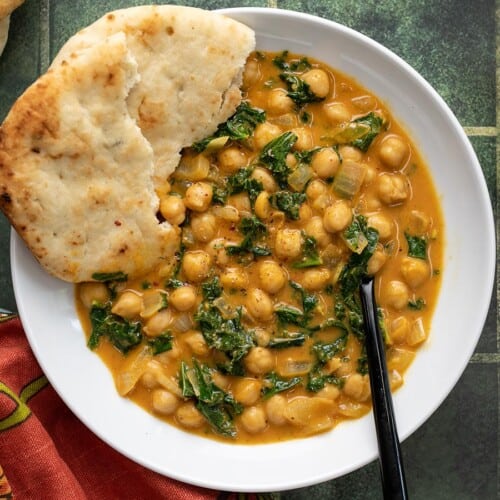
[
  {"xmin": 311, "ymin": 333, "xmax": 348, "ymax": 364},
  {"xmin": 202, "ymin": 277, "xmax": 223, "ymax": 301},
  {"xmin": 275, "ymin": 306, "xmax": 306, "ymax": 327},
  {"xmin": 179, "ymin": 360, "xmax": 243, "ymax": 437},
  {"xmin": 292, "ymin": 234, "xmax": 323, "ymax": 269},
  {"xmin": 225, "ymin": 215, "xmax": 271, "ymax": 257},
  {"xmin": 195, "ymin": 304, "xmax": 255, "ymax": 375},
  {"xmin": 262, "ymin": 372, "xmax": 302, "ymax": 399},
  {"xmin": 405, "ymin": 233, "xmax": 428, "ymax": 260},
  {"xmin": 88, "ymin": 303, "xmax": 142, "ymax": 354},
  {"xmin": 192, "ymin": 102, "xmax": 265, "ymax": 152},
  {"xmin": 350, "ymin": 112, "xmax": 384, "ymax": 152},
  {"xmin": 226, "ymin": 167, "xmax": 263, "ymax": 204},
  {"xmin": 269, "ymin": 191, "xmax": 306, "ymax": 220},
  {"xmin": 258, "ymin": 131, "xmax": 297, "ymax": 188},
  {"xmin": 267, "ymin": 332, "xmax": 307, "ymax": 349},
  {"xmin": 272, "ymin": 51, "xmax": 312, "ymax": 72},
  {"xmin": 306, "ymin": 366, "xmax": 343, "ymax": 393},
  {"xmin": 408, "ymin": 297, "xmax": 426, "ymax": 310},
  {"xmin": 91, "ymin": 271, "xmax": 128, "ymax": 282},
  {"xmin": 280, "ymin": 73, "xmax": 325, "ymax": 105},
  {"xmin": 148, "ymin": 332, "xmax": 173, "ymax": 355}
]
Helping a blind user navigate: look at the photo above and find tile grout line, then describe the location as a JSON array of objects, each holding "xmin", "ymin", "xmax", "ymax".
[
  {"xmin": 39, "ymin": 0, "xmax": 50, "ymax": 73},
  {"xmin": 267, "ymin": 0, "xmax": 278, "ymax": 8},
  {"xmin": 495, "ymin": 1, "xmax": 499, "ymax": 499},
  {"xmin": 469, "ymin": 353, "xmax": 500, "ymax": 363},
  {"xmin": 462, "ymin": 126, "xmax": 497, "ymax": 136}
]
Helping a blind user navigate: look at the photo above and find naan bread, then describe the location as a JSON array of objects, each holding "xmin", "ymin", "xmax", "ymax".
[
  {"xmin": 0, "ymin": 6, "xmax": 255, "ymax": 283},
  {"xmin": 0, "ymin": 16, "xmax": 9, "ymax": 56},
  {"xmin": 52, "ymin": 5, "xmax": 255, "ymax": 188},
  {"xmin": 0, "ymin": 0, "xmax": 25, "ymax": 56},
  {"xmin": 0, "ymin": 0, "xmax": 24, "ymax": 20},
  {"xmin": 0, "ymin": 32, "xmax": 178, "ymax": 282}
]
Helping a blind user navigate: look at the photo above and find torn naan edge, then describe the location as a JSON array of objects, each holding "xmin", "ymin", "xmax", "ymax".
[
  {"xmin": 0, "ymin": 32, "xmax": 179, "ymax": 282},
  {"xmin": 0, "ymin": 0, "xmax": 25, "ymax": 56},
  {"xmin": 52, "ymin": 5, "xmax": 256, "ymax": 188}
]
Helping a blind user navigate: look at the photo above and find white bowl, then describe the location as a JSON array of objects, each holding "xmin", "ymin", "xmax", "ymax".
[{"xmin": 11, "ymin": 7, "xmax": 495, "ymax": 492}]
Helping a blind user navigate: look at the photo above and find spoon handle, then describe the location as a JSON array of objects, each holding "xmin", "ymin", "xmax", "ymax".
[{"xmin": 360, "ymin": 276, "xmax": 409, "ymax": 500}]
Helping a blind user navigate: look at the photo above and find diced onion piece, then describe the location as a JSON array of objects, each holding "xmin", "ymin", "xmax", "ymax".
[
  {"xmin": 389, "ymin": 369, "xmax": 404, "ymax": 391},
  {"xmin": 407, "ymin": 317, "xmax": 427, "ymax": 346},
  {"xmin": 333, "ymin": 160, "xmax": 366, "ymax": 199},
  {"xmin": 276, "ymin": 351, "xmax": 312, "ymax": 377},
  {"xmin": 284, "ymin": 397, "xmax": 335, "ymax": 434},
  {"xmin": 342, "ymin": 231, "xmax": 368, "ymax": 255},
  {"xmin": 203, "ymin": 136, "xmax": 229, "ymax": 154},
  {"xmin": 115, "ymin": 345, "xmax": 152, "ymax": 396},
  {"xmin": 212, "ymin": 205, "xmax": 240, "ymax": 222},
  {"xmin": 386, "ymin": 347, "xmax": 415, "ymax": 373},
  {"xmin": 337, "ymin": 400, "xmax": 370, "ymax": 418},
  {"xmin": 146, "ymin": 360, "xmax": 182, "ymax": 396},
  {"xmin": 288, "ymin": 163, "xmax": 313, "ymax": 192},
  {"xmin": 331, "ymin": 122, "xmax": 370, "ymax": 144},
  {"xmin": 140, "ymin": 290, "xmax": 168, "ymax": 319},
  {"xmin": 171, "ymin": 312, "xmax": 193, "ymax": 333},
  {"xmin": 175, "ymin": 154, "xmax": 210, "ymax": 181}
]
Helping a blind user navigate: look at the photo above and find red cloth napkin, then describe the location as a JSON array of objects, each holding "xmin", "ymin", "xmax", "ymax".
[{"xmin": 0, "ymin": 317, "xmax": 254, "ymax": 500}]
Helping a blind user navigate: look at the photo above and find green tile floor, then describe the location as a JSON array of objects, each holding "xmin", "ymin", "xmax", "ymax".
[{"xmin": 0, "ymin": 0, "xmax": 497, "ymax": 498}]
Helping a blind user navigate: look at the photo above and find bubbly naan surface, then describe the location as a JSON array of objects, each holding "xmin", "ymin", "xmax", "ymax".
[{"xmin": 0, "ymin": 6, "xmax": 255, "ymax": 282}]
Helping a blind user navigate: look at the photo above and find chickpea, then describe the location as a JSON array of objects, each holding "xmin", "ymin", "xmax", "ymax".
[
  {"xmin": 383, "ymin": 280, "xmax": 410, "ymax": 310},
  {"xmin": 217, "ymin": 147, "xmax": 247, "ymax": 173},
  {"xmin": 290, "ymin": 127, "xmax": 313, "ymax": 151},
  {"xmin": 379, "ymin": 135, "xmax": 409, "ymax": 170},
  {"xmin": 244, "ymin": 347, "xmax": 275, "ymax": 375},
  {"xmin": 246, "ymin": 288, "xmax": 274, "ymax": 321},
  {"xmin": 79, "ymin": 282, "xmax": 109, "ymax": 309},
  {"xmin": 324, "ymin": 102, "xmax": 351, "ymax": 124},
  {"xmin": 302, "ymin": 68, "xmax": 330, "ymax": 98},
  {"xmin": 206, "ymin": 238, "xmax": 230, "ymax": 267},
  {"xmin": 338, "ymin": 145, "xmax": 363, "ymax": 162},
  {"xmin": 144, "ymin": 309, "xmax": 172, "ymax": 337},
  {"xmin": 306, "ymin": 179, "xmax": 328, "ymax": 200},
  {"xmin": 367, "ymin": 248, "xmax": 387, "ymax": 275},
  {"xmin": 251, "ymin": 167, "xmax": 278, "ymax": 193},
  {"xmin": 323, "ymin": 201, "xmax": 352, "ymax": 233},
  {"xmin": 254, "ymin": 191, "xmax": 272, "ymax": 220},
  {"xmin": 175, "ymin": 402, "xmax": 205, "ymax": 429},
  {"xmin": 254, "ymin": 327, "xmax": 271, "ymax": 347},
  {"xmin": 253, "ymin": 122, "xmax": 282, "ymax": 150},
  {"xmin": 183, "ymin": 330, "xmax": 210, "ymax": 356},
  {"xmin": 274, "ymin": 228, "xmax": 302, "ymax": 259},
  {"xmin": 181, "ymin": 250, "xmax": 212, "ymax": 282},
  {"xmin": 141, "ymin": 371, "xmax": 158, "ymax": 389},
  {"xmin": 152, "ymin": 389, "xmax": 179, "ymax": 415},
  {"xmin": 400, "ymin": 256, "xmax": 430, "ymax": 288},
  {"xmin": 183, "ymin": 182, "xmax": 213, "ymax": 212},
  {"xmin": 240, "ymin": 406, "xmax": 267, "ymax": 433},
  {"xmin": 265, "ymin": 394, "xmax": 287, "ymax": 425},
  {"xmin": 159, "ymin": 195, "xmax": 186, "ymax": 225},
  {"xmin": 390, "ymin": 316, "xmax": 410, "ymax": 344},
  {"xmin": 169, "ymin": 285, "xmax": 197, "ymax": 311},
  {"xmin": 317, "ymin": 384, "xmax": 340, "ymax": 401},
  {"xmin": 304, "ymin": 216, "xmax": 331, "ymax": 248},
  {"xmin": 377, "ymin": 173, "xmax": 409, "ymax": 205},
  {"xmin": 343, "ymin": 373, "xmax": 371, "ymax": 402},
  {"xmin": 298, "ymin": 203, "xmax": 313, "ymax": 222},
  {"xmin": 267, "ymin": 88, "xmax": 294, "ymax": 114},
  {"xmin": 190, "ymin": 212, "xmax": 216, "ymax": 243},
  {"xmin": 286, "ymin": 153, "xmax": 298, "ymax": 169},
  {"xmin": 228, "ymin": 193, "xmax": 251, "ymax": 214},
  {"xmin": 258, "ymin": 260, "xmax": 287, "ymax": 294},
  {"xmin": 311, "ymin": 148, "xmax": 340, "ymax": 179},
  {"xmin": 367, "ymin": 213, "xmax": 394, "ymax": 240},
  {"xmin": 111, "ymin": 291, "xmax": 142, "ymax": 319},
  {"xmin": 301, "ymin": 267, "xmax": 331, "ymax": 291},
  {"xmin": 233, "ymin": 378, "xmax": 263, "ymax": 406},
  {"xmin": 213, "ymin": 371, "xmax": 231, "ymax": 390},
  {"xmin": 220, "ymin": 267, "xmax": 248, "ymax": 290}
]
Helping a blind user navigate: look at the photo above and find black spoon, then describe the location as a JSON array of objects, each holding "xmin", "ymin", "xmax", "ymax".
[{"xmin": 359, "ymin": 275, "xmax": 409, "ymax": 500}]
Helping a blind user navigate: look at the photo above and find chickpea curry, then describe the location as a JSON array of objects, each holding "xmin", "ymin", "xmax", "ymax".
[{"xmin": 76, "ymin": 50, "xmax": 444, "ymax": 443}]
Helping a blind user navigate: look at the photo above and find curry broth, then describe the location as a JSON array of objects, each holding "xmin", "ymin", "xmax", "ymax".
[{"xmin": 76, "ymin": 50, "xmax": 444, "ymax": 444}]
